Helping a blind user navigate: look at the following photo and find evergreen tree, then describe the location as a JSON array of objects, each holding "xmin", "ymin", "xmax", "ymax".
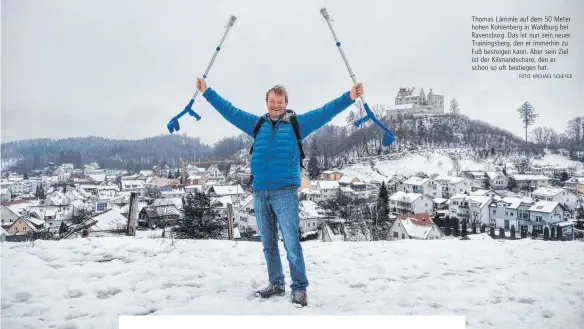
[
  {"xmin": 173, "ymin": 191, "xmax": 225, "ymax": 239},
  {"xmin": 557, "ymin": 226, "xmax": 563, "ymax": 240},
  {"xmin": 499, "ymin": 227, "xmax": 505, "ymax": 239},
  {"xmin": 544, "ymin": 227, "xmax": 550, "ymax": 240},
  {"xmin": 517, "ymin": 101, "xmax": 539, "ymax": 143},
  {"xmin": 461, "ymin": 220, "xmax": 467, "ymax": 237},
  {"xmin": 35, "ymin": 185, "xmax": 46, "ymax": 200},
  {"xmin": 376, "ymin": 182, "xmax": 389, "ymax": 224},
  {"xmin": 449, "ymin": 98, "xmax": 460, "ymax": 115},
  {"xmin": 510, "ymin": 225, "xmax": 516, "ymax": 239},
  {"xmin": 550, "ymin": 226, "xmax": 556, "ymax": 240},
  {"xmin": 490, "ymin": 226, "xmax": 495, "ymax": 237},
  {"xmin": 70, "ymin": 207, "xmax": 93, "ymax": 225},
  {"xmin": 307, "ymin": 140, "xmax": 320, "ymax": 180},
  {"xmin": 59, "ymin": 221, "xmax": 67, "ymax": 235}
]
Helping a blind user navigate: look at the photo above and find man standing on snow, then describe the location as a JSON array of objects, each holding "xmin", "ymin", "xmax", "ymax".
[{"xmin": 196, "ymin": 78, "xmax": 363, "ymax": 307}]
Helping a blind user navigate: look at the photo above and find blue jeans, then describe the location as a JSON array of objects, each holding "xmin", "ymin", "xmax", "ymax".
[{"xmin": 253, "ymin": 186, "xmax": 308, "ymax": 292}]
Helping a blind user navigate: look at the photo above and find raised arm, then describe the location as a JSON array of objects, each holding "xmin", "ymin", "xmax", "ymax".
[
  {"xmin": 202, "ymin": 87, "xmax": 259, "ymax": 137},
  {"xmin": 296, "ymin": 91, "xmax": 355, "ymax": 139}
]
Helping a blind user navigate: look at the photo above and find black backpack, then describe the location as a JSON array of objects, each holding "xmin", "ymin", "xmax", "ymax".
[{"xmin": 249, "ymin": 109, "xmax": 306, "ymax": 169}]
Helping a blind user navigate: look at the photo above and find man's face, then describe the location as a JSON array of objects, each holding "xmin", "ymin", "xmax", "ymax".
[{"xmin": 267, "ymin": 91, "xmax": 287, "ymax": 120}]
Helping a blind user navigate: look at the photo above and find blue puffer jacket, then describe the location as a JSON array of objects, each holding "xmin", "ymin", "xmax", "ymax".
[{"xmin": 202, "ymin": 87, "xmax": 354, "ymax": 190}]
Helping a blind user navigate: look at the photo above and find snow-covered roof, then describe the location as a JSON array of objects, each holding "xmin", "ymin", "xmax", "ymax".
[
  {"xmin": 91, "ymin": 209, "xmax": 127, "ymax": 231},
  {"xmin": 122, "ymin": 180, "xmax": 145, "ymax": 189},
  {"xmin": 512, "ymin": 174, "xmax": 550, "ymax": 181},
  {"xmin": 532, "ymin": 187, "xmax": 566, "ymax": 197},
  {"xmin": 210, "ymin": 185, "xmax": 244, "ymax": 195},
  {"xmin": 389, "ymin": 191, "xmax": 423, "ymax": 203},
  {"xmin": 528, "ymin": 201, "xmax": 561, "ymax": 213},
  {"xmin": 434, "ymin": 175, "xmax": 466, "ymax": 184},
  {"xmin": 340, "ymin": 187, "xmax": 353, "ymax": 192},
  {"xmin": 299, "ymin": 200, "xmax": 324, "ymax": 219},
  {"xmin": 317, "ymin": 181, "xmax": 340, "ymax": 190},
  {"xmin": 449, "ymin": 194, "xmax": 492, "ymax": 208},
  {"xmin": 119, "ymin": 202, "xmax": 148, "ymax": 214},
  {"xmin": 557, "ymin": 221, "xmax": 574, "ymax": 227},
  {"xmin": 565, "ymin": 177, "xmax": 584, "ymax": 183},
  {"xmin": 26, "ymin": 217, "xmax": 46, "ymax": 227},
  {"xmin": 486, "ymin": 171, "xmax": 504, "ymax": 180},
  {"xmin": 48, "ymin": 191, "xmax": 70, "ymax": 206},
  {"xmin": 433, "ymin": 197, "xmax": 448, "ymax": 204},
  {"xmin": 403, "ymin": 176, "xmax": 430, "ymax": 186},
  {"xmin": 397, "ymin": 213, "xmax": 435, "ymax": 239},
  {"xmin": 153, "ymin": 198, "xmax": 183, "ymax": 209},
  {"xmin": 212, "ymin": 196, "xmax": 233, "ymax": 208},
  {"xmin": 88, "ymin": 174, "xmax": 106, "ymax": 183},
  {"xmin": 499, "ymin": 197, "xmax": 524, "ymax": 209},
  {"xmin": 338, "ymin": 176, "xmax": 359, "ymax": 184}
]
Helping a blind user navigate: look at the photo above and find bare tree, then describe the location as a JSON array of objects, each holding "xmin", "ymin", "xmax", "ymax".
[
  {"xmin": 566, "ymin": 116, "xmax": 583, "ymax": 149},
  {"xmin": 530, "ymin": 127, "xmax": 545, "ymax": 146},
  {"xmin": 517, "ymin": 102, "xmax": 538, "ymax": 143},
  {"xmin": 449, "ymin": 153, "xmax": 462, "ymax": 177}
]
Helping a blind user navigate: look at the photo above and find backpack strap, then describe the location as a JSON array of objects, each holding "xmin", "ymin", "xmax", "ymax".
[
  {"xmin": 249, "ymin": 116, "xmax": 266, "ymax": 155},
  {"xmin": 288, "ymin": 111, "xmax": 306, "ymax": 169}
]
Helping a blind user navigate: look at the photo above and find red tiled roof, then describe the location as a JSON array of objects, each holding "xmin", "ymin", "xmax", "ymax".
[
  {"xmin": 1, "ymin": 200, "xmax": 32, "ymax": 206},
  {"xmin": 398, "ymin": 213, "xmax": 434, "ymax": 226}
]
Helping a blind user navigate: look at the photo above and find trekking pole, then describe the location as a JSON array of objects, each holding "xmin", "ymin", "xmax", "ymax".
[
  {"xmin": 319, "ymin": 8, "xmax": 396, "ymax": 147},
  {"xmin": 167, "ymin": 15, "xmax": 237, "ymax": 133}
]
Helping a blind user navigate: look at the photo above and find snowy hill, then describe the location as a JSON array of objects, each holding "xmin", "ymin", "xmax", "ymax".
[
  {"xmin": 337, "ymin": 149, "xmax": 584, "ymax": 183},
  {"xmin": 2, "ymin": 237, "xmax": 583, "ymax": 329}
]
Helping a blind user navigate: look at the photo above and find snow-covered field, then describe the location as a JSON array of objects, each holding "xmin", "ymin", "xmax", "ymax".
[
  {"xmin": 339, "ymin": 151, "xmax": 584, "ymax": 183},
  {"xmin": 2, "ymin": 237, "xmax": 583, "ymax": 329}
]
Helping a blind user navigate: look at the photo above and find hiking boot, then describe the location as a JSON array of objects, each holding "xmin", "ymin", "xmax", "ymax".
[
  {"xmin": 291, "ymin": 291, "xmax": 307, "ymax": 307},
  {"xmin": 255, "ymin": 284, "xmax": 285, "ymax": 298}
]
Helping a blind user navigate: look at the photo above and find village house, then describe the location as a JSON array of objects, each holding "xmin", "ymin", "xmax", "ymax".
[
  {"xmin": 389, "ymin": 191, "xmax": 433, "ymax": 215},
  {"xmin": 399, "ymin": 176, "xmax": 435, "ymax": 197},
  {"xmin": 469, "ymin": 189, "xmax": 503, "ymax": 199},
  {"xmin": 208, "ymin": 185, "xmax": 246, "ymax": 204},
  {"xmin": 311, "ymin": 181, "xmax": 340, "ymax": 202},
  {"xmin": 486, "ymin": 171, "xmax": 508, "ymax": 190},
  {"xmin": 205, "ymin": 165, "xmax": 226, "ymax": 183},
  {"xmin": 511, "ymin": 174, "xmax": 550, "ymax": 190},
  {"xmin": 433, "ymin": 175, "xmax": 474, "ymax": 199},
  {"xmin": 233, "ymin": 195, "xmax": 257, "ymax": 232},
  {"xmin": 564, "ymin": 177, "xmax": 584, "ymax": 196},
  {"xmin": 5, "ymin": 215, "xmax": 48, "ymax": 239},
  {"xmin": 320, "ymin": 170, "xmax": 343, "ymax": 181},
  {"xmin": 387, "ymin": 213, "xmax": 444, "ymax": 240},
  {"xmin": 299, "ymin": 200, "xmax": 327, "ymax": 233},
  {"xmin": 448, "ymin": 194, "xmax": 493, "ymax": 227},
  {"xmin": 489, "ymin": 197, "xmax": 528, "ymax": 232},
  {"xmin": 489, "ymin": 198, "xmax": 567, "ymax": 235},
  {"xmin": 531, "ymin": 187, "xmax": 581, "ymax": 211},
  {"xmin": 120, "ymin": 177, "xmax": 146, "ymax": 192}
]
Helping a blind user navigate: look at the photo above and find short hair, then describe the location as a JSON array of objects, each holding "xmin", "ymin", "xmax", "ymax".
[{"xmin": 265, "ymin": 84, "xmax": 288, "ymax": 103}]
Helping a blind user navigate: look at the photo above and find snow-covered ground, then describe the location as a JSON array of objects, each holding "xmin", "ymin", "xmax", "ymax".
[
  {"xmin": 339, "ymin": 150, "xmax": 584, "ymax": 183},
  {"xmin": 2, "ymin": 237, "xmax": 583, "ymax": 329}
]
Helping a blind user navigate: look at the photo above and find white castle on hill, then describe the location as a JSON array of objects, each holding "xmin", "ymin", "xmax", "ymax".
[{"xmin": 387, "ymin": 87, "xmax": 445, "ymax": 119}]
